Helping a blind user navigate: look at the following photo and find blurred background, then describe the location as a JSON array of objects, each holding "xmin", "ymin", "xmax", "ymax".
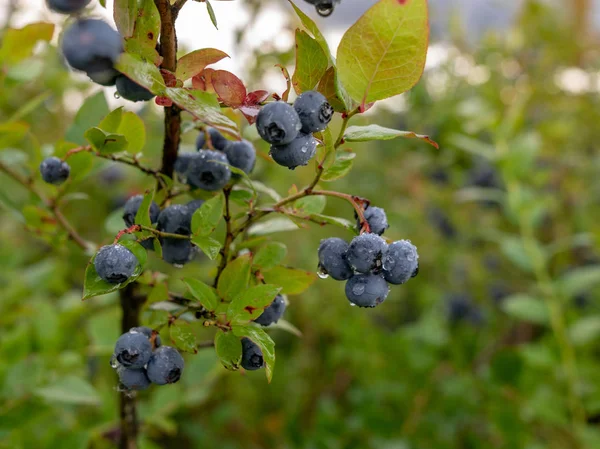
[{"xmin": 3, "ymin": 0, "xmax": 600, "ymax": 448}]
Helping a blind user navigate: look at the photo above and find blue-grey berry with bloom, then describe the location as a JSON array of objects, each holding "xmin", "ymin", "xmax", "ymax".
[
  {"xmin": 357, "ymin": 206, "xmax": 389, "ymax": 235},
  {"xmin": 345, "ymin": 274, "xmax": 389, "ymax": 308},
  {"xmin": 269, "ymin": 133, "xmax": 317, "ymax": 169},
  {"xmin": 293, "ymin": 90, "xmax": 334, "ymax": 133},
  {"xmin": 318, "ymin": 237, "xmax": 353, "ymax": 281},
  {"xmin": 241, "ymin": 338, "xmax": 264, "ymax": 371},
  {"xmin": 186, "ymin": 150, "xmax": 231, "ymax": 191},
  {"xmin": 46, "ymin": 0, "xmax": 91, "ymax": 14},
  {"xmin": 186, "ymin": 199, "xmax": 205, "ymax": 215},
  {"xmin": 382, "ymin": 240, "xmax": 419, "ymax": 285},
  {"xmin": 157, "ymin": 205, "xmax": 195, "ymax": 266},
  {"xmin": 123, "ymin": 194, "xmax": 160, "ymax": 227},
  {"xmin": 116, "ymin": 365, "xmax": 151, "ymax": 391},
  {"xmin": 116, "ymin": 75, "xmax": 155, "ymax": 102},
  {"xmin": 254, "ymin": 295, "xmax": 286, "ymax": 326},
  {"xmin": 196, "ymin": 127, "xmax": 230, "ymax": 151},
  {"xmin": 94, "ymin": 244, "xmax": 138, "ymax": 284},
  {"xmin": 256, "ymin": 101, "xmax": 302, "ymax": 145},
  {"xmin": 224, "ymin": 139, "xmax": 256, "ymax": 175},
  {"xmin": 346, "ymin": 233, "xmax": 388, "ymax": 274},
  {"xmin": 39, "ymin": 157, "xmax": 70, "ymax": 185},
  {"xmin": 114, "ymin": 331, "xmax": 153, "ymax": 369},
  {"xmin": 146, "ymin": 346, "xmax": 185, "ymax": 385},
  {"xmin": 130, "ymin": 326, "xmax": 161, "ymax": 348}
]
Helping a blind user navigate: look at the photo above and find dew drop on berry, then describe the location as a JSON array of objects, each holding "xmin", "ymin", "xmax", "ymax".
[
  {"xmin": 352, "ymin": 283, "xmax": 366, "ymax": 296},
  {"xmin": 317, "ymin": 264, "xmax": 329, "ymax": 279},
  {"xmin": 173, "ymin": 263, "xmax": 184, "ymax": 269},
  {"xmin": 110, "ymin": 354, "xmax": 119, "ymax": 369},
  {"xmin": 114, "ymin": 92, "xmax": 121, "ymax": 99}
]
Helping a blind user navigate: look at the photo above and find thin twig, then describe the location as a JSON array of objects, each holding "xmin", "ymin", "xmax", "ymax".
[{"xmin": 214, "ymin": 186, "xmax": 233, "ymax": 287}]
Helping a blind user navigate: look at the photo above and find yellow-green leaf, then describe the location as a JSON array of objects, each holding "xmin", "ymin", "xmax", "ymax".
[{"xmin": 292, "ymin": 30, "xmax": 328, "ymax": 94}]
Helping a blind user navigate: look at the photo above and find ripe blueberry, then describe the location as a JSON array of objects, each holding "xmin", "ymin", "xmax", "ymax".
[
  {"xmin": 87, "ymin": 68, "xmax": 120, "ymax": 86},
  {"xmin": 256, "ymin": 101, "xmax": 302, "ymax": 145},
  {"xmin": 114, "ymin": 331, "xmax": 153, "ymax": 369},
  {"xmin": 46, "ymin": 0, "xmax": 91, "ymax": 14},
  {"xmin": 196, "ymin": 128, "xmax": 230, "ymax": 151},
  {"xmin": 346, "ymin": 233, "xmax": 388, "ymax": 274},
  {"xmin": 381, "ymin": 240, "xmax": 419, "ymax": 285},
  {"xmin": 186, "ymin": 199, "xmax": 205, "ymax": 215},
  {"xmin": 122, "ymin": 195, "xmax": 160, "ymax": 227},
  {"xmin": 61, "ymin": 19, "xmax": 122, "ymax": 74},
  {"xmin": 130, "ymin": 326, "xmax": 161, "ymax": 348},
  {"xmin": 116, "ymin": 365, "xmax": 151, "ymax": 391},
  {"xmin": 269, "ymin": 133, "xmax": 317, "ymax": 169},
  {"xmin": 116, "ymin": 75, "xmax": 155, "ymax": 102},
  {"xmin": 446, "ymin": 294, "xmax": 484, "ymax": 325},
  {"xmin": 161, "ymin": 239, "xmax": 195, "ymax": 266},
  {"xmin": 241, "ymin": 338, "xmax": 264, "ymax": 371},
  {"xmin": 39, "ymin": 157, "xmax": 70, "ymax": 185},
  {"xmin": 356, "ymin": 206, "xmax": 389, "ymax": 236},
  {"xmin": 293, "ymin": 91, "xmax": 333, "ymax": 133},
  {"xmin": 345, "ymin": 274, "xmax": 390, "ymax": 308},
  {"xmin": 317, "ymin": 237, "xmax": 353, "ymax": 281},
  {"xmin": 223, "ymin": 140, "xmax": 256, "ymax": 175},
  {"xmin": 254, "ymin": 295, "xmax": 286, "ymax": 326},
  {"xmin": 186, "ymin": 150, "xmax": 231, "ymax": 191},
  {"xmin": 146, "ymin": 346, "xmax": 185, "ymax": 385},
  {"xmin": 94, "ymin": 244, "xmax": 138, "ymax": 284},
  {"xmin": 157, "ymin": 205, "xmax": 195, "ymax": 266}
]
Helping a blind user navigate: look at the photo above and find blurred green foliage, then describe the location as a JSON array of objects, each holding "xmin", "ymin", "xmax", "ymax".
[{"xmin": 2, "ymin": 1, "xmax": 600, "ymax": 448}]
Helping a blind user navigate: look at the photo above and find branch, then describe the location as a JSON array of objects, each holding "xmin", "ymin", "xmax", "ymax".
[{"xmin": 214, "ymin": 186, "xmax": 233, "ymax": 287}]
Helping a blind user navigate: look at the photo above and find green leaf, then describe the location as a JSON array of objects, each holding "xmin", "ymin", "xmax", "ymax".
[
  {"xmin": 232, "ymin": 325, "xmax": 275, "ymax": 382},
  {"xmin": 65, "ymin": 92, "xmax": 110, "ymax": 145},
  {"xmin": 169, "ymin": 321, "xmax": 198, "ymax": 353},
  {"xmin": 214, "ymin": 330, "xmax": 241, "ymax": 370},
  {"xmin": 288, "ymin": 0, "xmax": 332, "ymax": 62},
  {"xmin": 248, "ymin": 217, "xmax": 299, "ymax": 235},
  {"xmin": 98, "ymin": 107, "xmax": 123, "ymax": 132},
  {"xmin": 35, "ymin": 376, "xmax": 100, "ymax": 405},
  {"xmin": 134, "ymin": 190, "xmax": 155, "ymax": 227},
  {"xmin": 84, "ymin": 127, "xmax": 128, "ymax": 154},
  {"xmin": 262, "ymin": 266, "xmax": 316, "ymax": 295},
  {"xmin": 129, "ymin": 0, "xmax": 160, "ymax": 58},
  {"xmin": 230, "ymin": 189, "xmax": 254, "ymax": 206},
  {"xmin": 499, "ymin": 237, "xmax": 534, "ymax": 273},
  {"xmin": 82, "ymin": 242, "xmax": 146, "ymax": 300},
  {"xmin": 191, "ymin": 235, "xmax": 222, "ymax": 260},
  {"xmin": 176, "ymin": 48, "xmax": 229, "ymax": 81},
  {"xmin": 321, "ymin": 151, "xmax": 356, "ymax": 182},
  {"xmin": 217, "ymin": 254, "xmax": 252, "ymax": 302},
  {"xmin": 0, "ymin": 22, "xmax": 54, "ymax": 65},
  {"xmin": 304, "ymin": 213, "xmax": 357, "ymax": 233},
  {"xmin": 292, "ymin": 30, "xmax": 328, "ymax": 94},
  {"xmin": 205, "ymin": 0, "xmax": 218, "ymax": 30},
  {"xmin": 113, "ymin": 0, "xmax": 139, "ymax": 38},
  {"xmin": 294, "ymin": 196, "xmax": 326, "ymax": 214},
  {"xmin": 253, "ymin": 242, "xmax": 287, "ymax": 271},
  {"xmin": 336, "ymin": 0, "xmax": 429, "ymax": 104},
  {"xmin": 115, "ymin": 52, "xmax": 167, "ymax": 95},
  {"xmin": 192, "ymin": 193, "xmax": 224, "ymax": 236},
  {"xmin": 182, "ymin": 278, "xmax": 219, "ymax": 311},
  {"xmin": 317, "ymin": 66, "xmax": 352, "ymax": 113},
  {"xmin": 118, "ymin": 111, "xmax": 146, "ymax": 154},
  {"xmin": 147, "ymin": 282, "xmax": 169, "ymax": 304},
  {"xmin": 344, "ymin": 125, "xmax": 439, "ymax": 148},
  {"xmin": 0, "ymin": 122, "xmax": 29, "ymax": 149},
  {"xmin": 227, "ymin": 284, "xmax": 282, "ymax": 325},
  {"xmin": 315, "ymin": 127, "xmax": 336, "ymax": 172},
  {"xmin": 569, "ymin": 317, "xmax": 600, "ymax": 346},
  {"xmin": 557, "ymin": 266, "xmax": 600, "ymax": 298},
  {"xmin": 501, "ymin": 294, "xmax": 548, "ymax": 325}
]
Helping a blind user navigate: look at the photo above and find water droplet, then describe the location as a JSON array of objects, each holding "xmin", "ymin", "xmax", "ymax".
[
  {"xmin": 173, "ymin": 263, "xmax": 183, "ymax": 269},
  {"xmin": 317, "ymin": 265, "xmax": 329, "ymax": 279},
  {"xmin": 349, "ymin": 302, "xmax": 356, "ymax": 307},
  {"xmin": 110, "ymin": 355, "xmax": 119, "ymax": 369},
  {"xmin": 352, "ymin": 283, "xmax": 366, "ymax": 296},
  {"xmin": 114, "ymin": 92, "xmax": 121, "ymax": 99}
]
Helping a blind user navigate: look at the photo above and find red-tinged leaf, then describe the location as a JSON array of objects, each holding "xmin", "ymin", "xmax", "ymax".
[
  {"xmin": 155, "ymin": 96, "xmax": 173, "ymax": 107},
  {"xmin": 244, "ymin": 90, "xmax": 269, "ymax": 105},
  {"xmin": 160, "ymin": 69, "xmax": 178, "ymax": 87},
  {"xmin": 239, "ymin": 105, "xmax": 261, "ymax": 124},
  {"xmin": 211, "ymin": 70, "xmax": 247, "ymax": 108},
  {"xmin": 176, "ymin": 48, "xmax": 229, "ymax": 81},
  {"xmin": 359, "ymin": 102, "xmax": 375, "ymax": 113},
  {"xmin": 275, "ymin": 64, "xmax": 292, "ymax": 102},
  {"xmin": 192, "ymin": 68, "xmax": 216, "ymax": 93}
]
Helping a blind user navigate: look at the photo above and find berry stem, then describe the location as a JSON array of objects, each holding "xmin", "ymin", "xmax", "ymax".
[{"xmin": 214, "ymin": 186, "xmax": 234, "ymax": 287}]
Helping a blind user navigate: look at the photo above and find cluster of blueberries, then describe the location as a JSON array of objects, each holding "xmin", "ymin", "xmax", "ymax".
[
  {"xmin": 174, "ymin": 127, "xmax": 256, "ymax": 192},
  {"xmin": 302, "ymin": 0, "xmax": 341, "ymax": 17},
  {"xmin": 317, "ymin": 206, "xmax": 419, "ymax": 307},
  {"xmin": 255, "ymin": 91, "xmax": 333, "ymax": 169},
  {"xmin": 47, "ymin": 0, "xmax": 154, "ymax": 102},
  {"xmin": 111, "ymin": 327, "xmax": 184, "ymax": 390}
]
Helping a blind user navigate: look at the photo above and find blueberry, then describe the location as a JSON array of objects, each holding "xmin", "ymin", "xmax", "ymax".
[
  {"xmin": 186, "ymin": 199, "xmax": 205, "ymax": 215},
  {"xmin": 293, "ymin": 91, "xmax": 333, "ymax": 133},
  {"xmin": 94, "ymin": 244, "xmax": 139, "ymax": 284},
  {"xmin": 130, "ymin": 326, "xmax": 161, "ymax": 348},
  {"xmin": 146, "ymin": 346, "xmax": 184, "ymax": 385},
  {"xmin": 356, "ymin": 206, "xmax": 389, "ymax": 236},
  {"xmin": 223, "ymin": 140, "xmax": 256, "ymax": 175},
  {"xmin": 269, "ymin": 133, "xmax": 317, "ymax": 169},
  {"xmin": 317, "ymin": 237, "xmax": 353, "ymax": 281},
  {"xmin": 186, "ymin": 150, "xmax": 231, "ymax": 191},
  {"xmin": 116, "ymin": 75, "xmax": 155, "ymax": 102},
  {"xmin": 61, "ymin": 19, "xmax": 122, "ymax": 74},
  {"xmin": 346, "ymin": 233, "xmax": 388, "ymax": 274},
  {"xmin": 196, "ymin": 128, "xmax": 230, "ymax": 151},
  {"xmin": 157, "ymin": 204, "xmax": 192, "ymax": 235},
  {"xmin": 87, "ymin": 68, "xmax": 120, "ymax": 86},
  {"xmin": 381, "ymin": 240, "xmax": 419, "ymax": 285},
  {"xmin": 256, "ymin": 101, "xmax": 302, "ymax": 145},
  {"xmin": 116, "ymin": 365, "xmax": 151, "ymax": 391},
  {"xmin": 114, "ymin": 331, "xmax": 152, "ymax": 369},
  {"xmin": 254, "ymin": 295, "xmax": 286, "ymax": 326},
  {"xmin": 39, "ymin": 157, "xmax": 70, "ymax": 185},
  {"xmin": 174, "ymin": 152, "xmax": 193, "ymax": 181},
  {"xmin": 241, "ymin": 338, "xmax": 264, "ymax": 371},
  {"xmin": 345, "ymin": 274, "xmax": 389, "ymax": 308},
  {"xmin": 446, "ymin": 294, "xmax": 484, "ymax": 325},
  {"xmin": 122, "ymin": 195, "xmax": 161, "ymax": 227},
  {"xmin": 161, "ymin": 238, "xmax": 195, "ymax": 265},
  {"xmin": 46, "ymin": 0, "xmax": 90, "ymax": 14}
]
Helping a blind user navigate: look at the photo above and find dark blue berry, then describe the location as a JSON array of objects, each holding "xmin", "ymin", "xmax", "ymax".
[
  {"xmin": 381, "ymin": 240, "xmax": 419, "ymax": 285},
  {"xmin": 345, "ymin": 274, "xmax": 389, "ymax": 308},
  {"xmin": 223, "ymin": 139, "xmax": 256, "ymax": 175},
  {"xmin": 94, "ymin": 244, "xmax": 138, "ymax": 284},
  {"xmin": 186, "ymin": 199, "xmax": 205, "ymax": 215},
  {"xmin": 254, "ymin": 295, "xmax": 286, "ymax": 326},
  {"xmin": 186, "ymin": 150, "xmax": 231, "ymax": 191},
  {"xmin": 146, "ymin": 346, "xmax": 184, "ymax": 385},
  {"xmin": 346, "ymin": 233, "xmax": 388, "ymax": 274},
  {"xmin": 318, "ymin": 237, "xmax": 353, "ymax": 281},
  {"xmin": 161, "ymin": 238, "xmax": 195, "ymax": 265},
  {"xmin": 241, "ymin": 338, "xmax": 264, "ymax": 371},
  {"xmin": 114, "ymin": 331, "xmax": 152, "ymax": 369},
  {"xmin": 39, "ymin": 157, "xmax": 70, "ymax": 185},
  {"xmin": 293, "ymin": 91, "xmax": 333, "ymax": 133},
  {"xmin": 46, "ymin": 0, "xmax": 90, "ymax": 14},
  {"xmin": 130, "ymin": 326, "xmax": 161, "ymax": 348},
  {"xmin": 123, "ymin": 195, "xmax": 160, "ymax": 227},
  {"xmin": 256, "ymin": 102, "xmax": 301, "ymax": 145},
  {"xmin": 196, "ymin": 128, "xmax": 230, "ymax": 151},
  {"xmin": 87, "ymin": 68, "xmax": 119, "ymax": 86},
  {"xmin": 116, "ymin": 365, "xmax": 151, "ymax": 391},
  {"xmin": 357, "ymin": 206, "xmax": 389, "ymax": 235},
  {"xmin": 116, "ymin": 75, "xmax": 155, "ymax": 102},
  {"xmin": 269, "ymin": 133, "xmax": 317, "ymax": 169}
]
